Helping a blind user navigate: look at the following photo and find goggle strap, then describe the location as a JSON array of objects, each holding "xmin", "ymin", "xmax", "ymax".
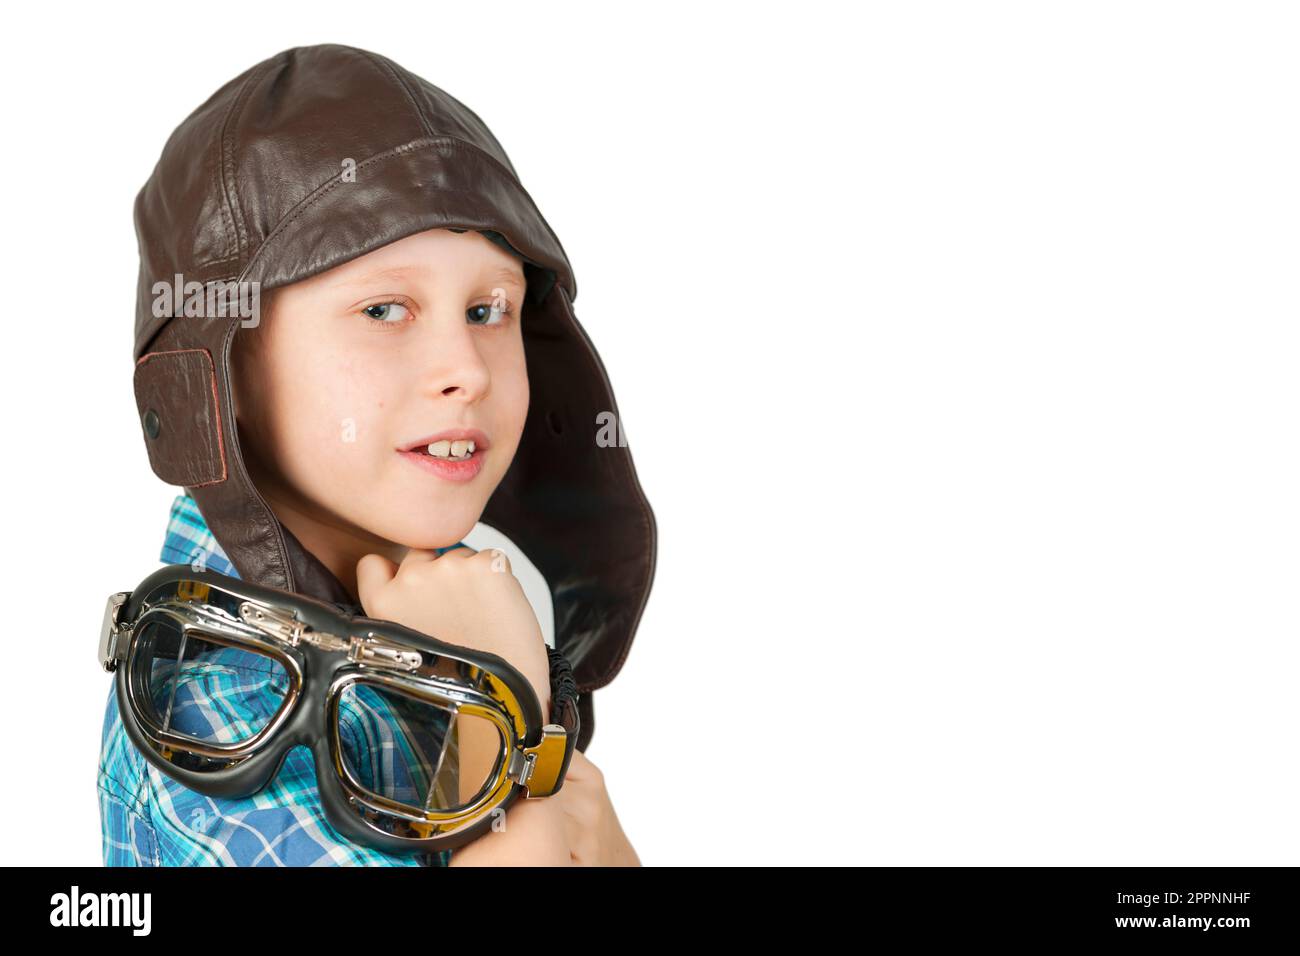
[
  {"xmin": 545, "ymin": 644, "xmax": 580, "ymax": 720},
  {"xmin": 513, "ymin": 645, "xmax": 581, "ymax": 797}
]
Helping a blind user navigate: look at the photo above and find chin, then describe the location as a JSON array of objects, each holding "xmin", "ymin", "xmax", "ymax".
[{"xmin": 377, "ymin": 514, "xmax": 480, "ymax": 551}]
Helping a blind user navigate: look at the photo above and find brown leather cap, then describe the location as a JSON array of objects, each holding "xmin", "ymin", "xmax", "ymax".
[{"xmin": 131, "ymin": 44, "xmax": 656, "ymax": 750}]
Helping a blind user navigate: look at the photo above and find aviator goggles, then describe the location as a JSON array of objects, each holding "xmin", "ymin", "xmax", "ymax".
[{"xmin": 99, "ymin": 563, "xmax": 579, "ymax": 855}]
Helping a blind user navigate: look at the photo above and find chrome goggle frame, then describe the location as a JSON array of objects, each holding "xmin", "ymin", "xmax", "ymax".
[{"xmin": 100, "ymin": 564, "xmax": 579, "ymax": 855}]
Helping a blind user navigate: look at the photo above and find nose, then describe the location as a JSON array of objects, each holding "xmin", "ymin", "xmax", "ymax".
[{"xmin": 416, "ymin": 310, "xmax": 492, "ymax": 401}]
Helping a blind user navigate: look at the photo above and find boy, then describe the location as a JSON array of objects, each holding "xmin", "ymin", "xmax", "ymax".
[{"xmin": 99, "ymin": 43, "xmax": 655, "ymax": 866}]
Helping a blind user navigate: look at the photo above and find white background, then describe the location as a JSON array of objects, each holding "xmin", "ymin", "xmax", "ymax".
[{"xmin": 1, "ymin": 1, "xmax": 1297, "ymax": 865}]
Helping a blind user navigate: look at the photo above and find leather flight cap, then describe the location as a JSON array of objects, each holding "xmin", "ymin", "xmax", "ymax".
[{"xmin": 131, "ymin": 44, "xmax": 657, "ymax": 750}]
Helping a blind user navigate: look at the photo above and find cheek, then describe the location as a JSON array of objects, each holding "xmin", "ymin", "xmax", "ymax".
[
  {"xmin": 268, "ymin": 348, "xmax": 393, "ymax": 462},
  {"xmin": 496, "ymin": 350, "xmax": 530, "ymax": 440}
]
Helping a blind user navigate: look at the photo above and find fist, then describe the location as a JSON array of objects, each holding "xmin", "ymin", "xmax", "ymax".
[{"xmin": 355, "ymin": 546, "xmax": 551, "ymax": 712}]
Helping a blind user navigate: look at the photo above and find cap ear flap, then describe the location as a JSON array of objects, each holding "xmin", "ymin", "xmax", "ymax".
[{"xmin": 134, "ymin": 348, "xmax": 228, "ymax": 487}]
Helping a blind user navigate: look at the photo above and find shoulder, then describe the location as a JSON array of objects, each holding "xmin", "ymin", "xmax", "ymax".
[
  {"xmin": 100, "ymin": 689, "xmax": 436, "ymax": 866},
  {"xmin": 97, "ymin": 625, "xmax": 446, "ymax": 866}
]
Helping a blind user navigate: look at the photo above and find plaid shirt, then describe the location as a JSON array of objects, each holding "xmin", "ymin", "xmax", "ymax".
[{"xmin": 97, "ymin": 494, "xmax": 458, "ymax": 866}]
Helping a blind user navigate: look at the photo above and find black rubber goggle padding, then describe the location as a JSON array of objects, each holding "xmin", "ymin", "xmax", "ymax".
[{"xmin": 103, "ymin": 564, "xmax": 580, "ymax": 856}]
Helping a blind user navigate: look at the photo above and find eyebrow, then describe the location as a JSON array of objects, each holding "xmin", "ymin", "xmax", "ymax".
[
  {"xmin": 487, "ymin": 267, "xmax": 526, "ymax": 290},
  {"xmin": 338, "ymin": 264, "xmax": 526, "ymax": 288},
  {"xmin": 344, "ymin": 265, "xmax": 419, "ymax": 285}
]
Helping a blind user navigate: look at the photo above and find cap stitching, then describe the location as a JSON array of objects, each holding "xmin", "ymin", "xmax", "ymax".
[
  {"xmin": 357, "ymin": 50, "xmax": 436, "ymax": 140},
  {"xmin": 213, "ymin": 313, "xmax": 295, "ymax": 590},
  {"xmin": 216, "ymin": 58, "xmax": 276, "ymax": 269},
  {"xmin": 236, "ymin": 137, "xmax": 570, "ymax": 293}
]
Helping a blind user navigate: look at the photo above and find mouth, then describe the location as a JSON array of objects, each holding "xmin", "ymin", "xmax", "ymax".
[{"xmin": 396, "ymin": 428, "xmax": 489, "ymax": 482}]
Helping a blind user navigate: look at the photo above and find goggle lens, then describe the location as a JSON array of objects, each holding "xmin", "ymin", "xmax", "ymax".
[
  {"xmin": 337, "ymin": 681, "xmax": 506, "ymax": 821},
  {"xmin": 143, "ymin": 620, "xmax": 292, "ymax": 745}
]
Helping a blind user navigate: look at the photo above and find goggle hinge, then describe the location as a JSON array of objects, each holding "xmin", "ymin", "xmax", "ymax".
[
  {"xmin": 99, "ymin": 591, "xmax": 132, "ymax": 672},
  {"xmin": 349, "ymin": 638, "xmax": 422, "ymax": 671},
  {"xmin": 507, "ymin": 749, "xmax": 537, "ymax": 788},
  {"xmin": 510, "ymin": 725, "xmax": 569, "ymax": 797},
  {"xmin": 239, "ymin": 602, "xmax": 307, "ymax": 645},
  {"xmin": 239, "ymin": 605, "xmax": 417, "ymax": 667}
]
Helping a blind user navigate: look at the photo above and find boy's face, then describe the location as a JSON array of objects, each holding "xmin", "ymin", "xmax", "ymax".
[{"xmin": 232, "ymin": 228, "xmax": 529, "ymax": 557}]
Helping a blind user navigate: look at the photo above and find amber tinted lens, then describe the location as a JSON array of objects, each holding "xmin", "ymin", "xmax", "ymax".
[
  {"xmin": 135, "ymin": 615, "xmax": 291, "ymax": 749},
  {"xmin": 337, "ymin": 682, "xmax": 505, "ymax": 815}
]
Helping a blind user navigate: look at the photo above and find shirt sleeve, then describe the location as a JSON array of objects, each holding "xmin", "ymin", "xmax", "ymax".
[
  {"xmin": 98, "ymin": 652, "xmax": 448, "ymax": 867},
  {"xmin": 97, "ymin": 685, "xmax": 161, "ymax": 866},
  {"xmin": 97, "ymin": 783, "xmax": 159, "ymax": 866},
  {"xmin": 136, "ymin": 755, "xmax": 438, "ymax": 866}
]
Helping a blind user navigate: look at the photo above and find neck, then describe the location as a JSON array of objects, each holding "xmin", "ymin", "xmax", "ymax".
[{"xmin": 259, "ymin": 488, "xmax": 408, "ymax": 604}]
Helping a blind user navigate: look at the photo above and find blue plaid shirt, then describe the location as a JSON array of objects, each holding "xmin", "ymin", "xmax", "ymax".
[{"xmin": 97, "ymin": 494, "xmax": 459, "ymax": 866}]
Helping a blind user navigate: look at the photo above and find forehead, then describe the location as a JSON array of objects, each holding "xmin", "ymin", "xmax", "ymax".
[{"xmin": 318, "ymin": 228, "xmax": 526, "ymax": 288}]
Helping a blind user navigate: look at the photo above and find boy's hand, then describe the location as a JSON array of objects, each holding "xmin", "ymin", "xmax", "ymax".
[
  {"xmin": 558, "ymin": 750, "xmax": 641, "ymax": 866},
  {"xmin": 355, "ymin": 546, "xmax": 551, "ymax": 712},
  {"xmin": 448, "ymin": 750, "xmax": 641, "ymax": 867}
]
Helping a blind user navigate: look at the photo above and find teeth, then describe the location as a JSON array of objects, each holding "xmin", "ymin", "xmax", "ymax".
[{"xmin": 423, "ymin": 438, "xmax": 476, "ymax": 461}]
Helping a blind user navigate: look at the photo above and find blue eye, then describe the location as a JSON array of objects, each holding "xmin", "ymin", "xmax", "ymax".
[{"xmin": 361, "ymin": 302, "xmax": 411, "ymax": 326}]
